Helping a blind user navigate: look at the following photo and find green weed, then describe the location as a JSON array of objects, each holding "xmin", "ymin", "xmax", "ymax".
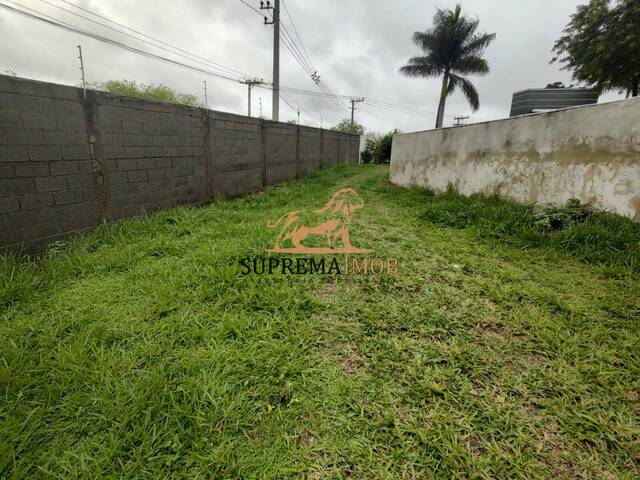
[{"xmin": 1, "ymin": 166, "xmax": 638, "ymax": 479}]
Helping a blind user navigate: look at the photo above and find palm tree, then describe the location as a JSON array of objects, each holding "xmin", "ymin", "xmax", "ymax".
[{"xmin": 400, "ymin": 4, "xmax": 495, "ymax": 128}]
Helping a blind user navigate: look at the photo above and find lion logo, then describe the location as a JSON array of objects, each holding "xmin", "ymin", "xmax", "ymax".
[{"xmin": 267, "ymin": 188, "xmax": 373, "ymax": 254}]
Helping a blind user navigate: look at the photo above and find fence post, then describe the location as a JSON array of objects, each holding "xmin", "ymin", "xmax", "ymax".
[
  {"xmin": 201, "ymin": 109, "xmax": 212, "ymax": 200},
  {"xmin": 261, "ymin": 119, "xmax": 267, "ymax": 190},
  {"xmin": 296, "ymin": 124, "xmax": 301, "ymax": 177},
  {"xmin": 320, "ymin": 128, "xmax": 324, "ymax": 168},
  {"xmin": 81, "ymin": 90, "xmax": 110, "ymax": 221}
]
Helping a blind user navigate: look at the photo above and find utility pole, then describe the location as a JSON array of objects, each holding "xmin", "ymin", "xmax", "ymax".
[
  {"xmin": 320, "ymin": 113, "xmax": 323, "ymax": 129},
  {"xmin": 261, "ymin": 0, "xmax": 279, "ymax": 121},
  {"xmin": 203, "ymin": 80, "xmax": 208, "ymax": 109},
  {"xmin": 239, "ymin": 78, "xmax": 264, "ymax": 117},
  {"xmin": 77, "ymin": 45, "xmax": 86, "ymax": 99},
  {"xmin": 259, "ymin": 97, "xmax": 263, "ymax": 118},
  {"xmin": 453, "ymin": 115, "xmax": 469, "ymax": 126},
  {"xmin": 297, "ymin": 108, "xmax": 300, "ymax": 125},
  {"xmin": 349, "ymin": 97, "xmax": 365, "ymax": 130}
]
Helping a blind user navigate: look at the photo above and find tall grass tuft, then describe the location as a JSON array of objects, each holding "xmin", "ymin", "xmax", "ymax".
[{"xmin": 423, "ymin": 187, "xmax": 640, "ymax": 271}]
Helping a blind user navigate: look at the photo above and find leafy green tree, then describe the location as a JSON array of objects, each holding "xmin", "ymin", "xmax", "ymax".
[
  {"xmin": 399, "ymin": 4, "xmax": 495, "ymax": 128},
  {"xmin": 90, "ymin": 80, "xmax": 203, "ymax": 107},
  {"xmin": 332, "ymin": 119, "xmax": 365, "ymax": 135},
  {"xmin": 372, "ymin": 130, "xmax": 397, "ymax": 164},
  {"xmin": 361, "ymin": 135, "xmax": 379, "ymax": 164},
  {"xmin": 552, "ymin": 0, "xmax": 640, "ymax": 97},
  {"xmin": 361, "ymin": 130, "xmax": 399, "ymax": 164}
]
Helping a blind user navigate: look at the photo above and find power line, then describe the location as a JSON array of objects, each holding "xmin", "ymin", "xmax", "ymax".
[
  {"xmin": 276, "ymin": 24, "xmax": 345, "ymax": 112},
  {"xmin": 237, "ymin": 0, "xmax": 263, "ymax": 16},
  {"xmin": 47, "ymin": 0, "xmax": 340, "ymax": 121},
  {"xmin": 0, "ymin": 1, "xmax": 241, "ymax": 82},
  {"xmin": 280, "ymin": 90, "xmax": 319, "ymax": 126},
  {"xmin": 5, "ymin": 0, "xmax": 325, "ymax": 108},
  {"xmin": 277, "ymin": 84, "xmax": 351, "ymax": 99},
  {"xmin": 238, "ymin": 0, "xmax": 348, "ymax": 112},
  {"xmin": 365, "ymin": 98, "xmax": 434, "ymax": 112},
  {"xmin": 363, "ymin": 102, "xmax": 433, "ymax": 116},
  {"xmin": 275, "ymin": 85, "xmax": 433, "ymax": 115},
  {"xmin": 268, "ymin": 84, "xmax": 433, "ymax": 116},
  {"xmin": 281, "ymin": 0, "xmax": 314, "ymax": 71},
  {"xmin": 19, "ymin": 0, "xmax": 351, "ymax": 108},
  {"xmin": 280, "ymin": 26, "xmax": 313, "ymax": 75},
  {"xmin": 261, "ymin": 4, "xmax": 432, "ymax": 115},
  {"xmin": 258, "ymin": 82, "xmax": 346, "ymax": 113},
  {"xmin": 278, "ymin": 1, "xmax": 350, "ymax": 110},
  {"xmin": 278, "ymin": 31, "xmax": 348, "ymax": 112},
  {"xmin": 52, "ymin": 0, "xmax": 250, "ymax": 79},
  {"xmin": 5, "ymin": 0, "xmax": 436, "ymax": 123},
  {"xmin": 242, "ymin": 0, "xmax": 313, "ymax": 75}
]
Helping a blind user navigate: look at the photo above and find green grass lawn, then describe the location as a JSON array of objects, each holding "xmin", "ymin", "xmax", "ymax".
[{"xmin": 1, "ymin": 165, "xmax": 639, "ymax": 479}]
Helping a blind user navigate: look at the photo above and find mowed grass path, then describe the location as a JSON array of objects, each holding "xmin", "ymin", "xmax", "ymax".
[{"xmin": 1, "ymin": 165, "xmax": 638, "ymax": 479}]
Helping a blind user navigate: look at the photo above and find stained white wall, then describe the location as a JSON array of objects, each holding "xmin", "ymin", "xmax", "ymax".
[{"xmin": 390, "ymin": 98, "xmax": 640, "ymax": 220}]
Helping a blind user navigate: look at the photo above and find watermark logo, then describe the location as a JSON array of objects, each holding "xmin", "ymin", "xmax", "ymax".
[
  {"xmin": 239, "ymin": 188, "xmax": 397, "ymax": 275},
  {"xmin": 267, "ymin": 188, "xmax": 372, "ymax": 254}
]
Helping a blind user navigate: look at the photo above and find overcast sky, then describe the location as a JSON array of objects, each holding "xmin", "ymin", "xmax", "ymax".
[{"xmin": 0, "ymin": 0, "xmax": 624, "ymax": 133}]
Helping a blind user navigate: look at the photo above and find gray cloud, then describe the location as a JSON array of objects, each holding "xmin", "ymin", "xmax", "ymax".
[{"xmin": 0, "ymin": 0, "xmax": 622, "ymax": 133}]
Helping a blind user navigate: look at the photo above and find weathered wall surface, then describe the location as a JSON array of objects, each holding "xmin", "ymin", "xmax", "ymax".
[
  {"xmin": 0, "ymin": 75, "xmax": 359, "ymax": 251},
  {"xmin": 390, "ymin": 98, "xmax": 640, "ymax": 220}
]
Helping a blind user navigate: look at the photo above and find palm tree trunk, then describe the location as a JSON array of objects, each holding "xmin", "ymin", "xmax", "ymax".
[{"xmin": 435, "ymin": 72, "xmax": 449, "ymax": 128}]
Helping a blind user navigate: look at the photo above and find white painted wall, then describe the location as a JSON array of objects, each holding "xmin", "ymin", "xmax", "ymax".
[{"xmin": 390, "ymin": 98, "xmax": 640, "ymax": 220}]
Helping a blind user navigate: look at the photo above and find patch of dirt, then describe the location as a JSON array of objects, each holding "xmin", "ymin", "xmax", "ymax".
[
  {"xmin": 507, "ymin": 352, "xmax": 548, "ymax": 374},
  {"xmin": 525, "ymin": 353, "xmax": 547, "ymax": 368},
  {"xmin": 534, "ymin": 421, "xmax": 580, "ymax": 478},
  {"xmin": 316, "ymin": 281, "xmax": 337, "ymax": 299},
  {"xmin": 466, "ymin": 432, "xmax": 486, "ymax": 459},
  {"xmin": 298, "ymin": 431, "xmax": 317, "ymax": 448},
  {"xmin": 303, "ymin": 471, "xmax": 323, "ymax": 480},
  {"xmin": 341, "ymin": 357, "xmax": 363, "ymax": 375},
  {"xmin": 474, "ymin": 322, "xmax": 509, "ymax": 344}
]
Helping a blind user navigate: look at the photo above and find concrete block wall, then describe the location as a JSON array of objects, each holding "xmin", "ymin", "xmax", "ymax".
[
  {"xmin": 97, "ymin": 94, "xmax": 206, "ymax": 221},
  {"xmin": 208, "ymin": 110, "xmax": 263, "ymax": 198},
  {"xmin": 299, "ymin": 126, "xmax": 322, "ymax": 174},
  {"xmin": 0, "ymin": 78, "xmax": 100, "ymax": 251},
  {"xmin": 323, "ymin": 131, "xmax": 340, "ymax": 166},
  {"xmin": 0, "ymin": 75, "xmax": 360, "ymax": 252},
  {"xmin": 264, "ymin": 121, "xmax": 298, "ymax": 185}
]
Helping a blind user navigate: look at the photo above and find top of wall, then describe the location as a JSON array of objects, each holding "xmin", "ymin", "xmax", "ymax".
[
  {"xmin": 0, "ymin": 74, "xmax": 359, "ymax": 138},
  {"xmin": 395, "ymin": 96, "xmax": 640, "ymax": 138},
  {"xmin": 512, "ymin": 87, "xmax": 600, "ymax": 95}
]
